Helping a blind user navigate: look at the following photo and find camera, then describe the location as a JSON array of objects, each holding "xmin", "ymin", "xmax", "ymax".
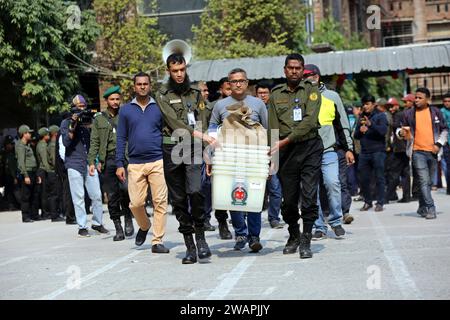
[{"xmin": 70, "ymin": 106, "xmax": 97, "ymax": 125}]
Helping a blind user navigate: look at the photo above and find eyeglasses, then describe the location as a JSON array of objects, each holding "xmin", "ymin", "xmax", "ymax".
[{"xmin": 229, "ymin": 79, "xmax": 248, "ymax": 85}]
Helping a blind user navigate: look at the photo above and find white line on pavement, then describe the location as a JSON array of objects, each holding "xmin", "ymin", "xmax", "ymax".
[
  {"xmin": 0, "ymin": 256, "xmax": 28, "ymax": 267},
  {"xmin": 368, "ymin": 213, "xmax": 422, "ymax": 299},
  {"xmin": 0, "ymin": 227, "xmax": 58, "ymax": 244},
  {"xmin": 206, "ymin": 229, "xmax": 274, "ymax": 300},
  {"xmin": 40, "ymin": 250, "xmax": 142, "ymax": 300}
]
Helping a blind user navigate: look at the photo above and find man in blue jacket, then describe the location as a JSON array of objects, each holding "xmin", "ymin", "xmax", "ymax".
[
  {"xmin": 354, "ymin": 94, "xmax": 388, "ymax": 212},
  {"xmin": 441, "ymin": 92, "xmax": 450, "ymax": 195}
]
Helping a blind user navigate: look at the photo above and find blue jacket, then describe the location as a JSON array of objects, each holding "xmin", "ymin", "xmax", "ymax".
[
  {"xmin": 60, "ymin": 118, "xmax": 91, "ymax": 175},
  {"xmin": 440, "ymin": 107, "xmax": 450, "ymax": 146},
  {"xmin": 116, "ymin": 97, "xmax": 163, "ymax": 167},
  {"xmin": 354, "ymin": 109, "xmax": 388, "ymax": 154},
  {"xmin": 397, "ymin": 106, "xmax": 448, "ymax": 159}
]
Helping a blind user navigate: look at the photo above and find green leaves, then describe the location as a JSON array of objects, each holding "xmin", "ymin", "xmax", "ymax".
[
  {"xmin": 192, "ymin": 0, "xmax": 309, "ymax": 60},
  {"xmin": 0, "ymin": 0, "xmax": 100, "ymax": 113}
]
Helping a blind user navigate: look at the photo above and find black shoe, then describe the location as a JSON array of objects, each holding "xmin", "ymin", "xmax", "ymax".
[
  {"xmin": 397, "ymin": 198, "xmax": 411, "ymax": 203},
  {"xmin": 22, "ymin": 218, "xmax": 34, "ymax": 223},
  {"xmin": 41, "ymin": 214, "xmax": 51, "ymax": 220},
  {"xmin": 135, "ymin": 228, "xmax": 149, "ymax": 246},
  {"xmin": 234, "ymin": 236, "xmax": 247, "ymax": 250},
  {"xmin": 66, "ymin": 219, "xmax": 77, "ymax": 225},
  {"xmin": 343, "ymin": 213, "xmax": 354, "ymax": 224},
  {"xmin": 425, "ymin": 208, "xmax": 437, "ymax": 220},
  {"xmin": 152, "ymin": 244, "xmax": 170, "ymax": 253},
  {"xmin": 269, "ymin": 220, "xmax": 284, "ymax": 229},
  {"xmin": 195, "ymin": 231, "xmax": 212, "ymax": 260},
  {"xmin": 124, "ymin": 215, "xmax": 134, "ymax": 237},
  {"xmin": 360, "ymin": 203, "xmax": 373, "ymax": 211},
  {"xmin": 218, "ymin": 221, "xmax": 232, "ymax": 240},
  {"xmin": 411, "ymin": 196, "xmax": 419, "ymax": 201},
  {"xmin": 51, "ymin": 217, "xmax": 65, "ymax": 222},
  {"xmin": 92, "ymin": 224, "xmax": 109, "ymax": 234},
  {"xmin": 283, "ymin": 226, "xmax": 300, "ymax": 254},
  {"xmin": 204, "ymin": 220, "xmax": 216, "ymax": 232},
  {"xmin": 332, "ymin": 225, "xmax": 345, "ymax": 239},
  {"xmin": 113, "ymin": 219, "xmax": 125, "ymax": 241},
  {"xmin": 312, "ymin": 230, "xmax": 327, "ymax": 241},
  {"xmin": 299, "ymin": 233, "xmax": 313, "ymax": 259},
  {"xmin": 182, "ymin": 234, "xmax": 197, "ymax": 264},
  {"xmin": 354, "ymin": 195, "xmax": 364, "ymax": 202},
  {"xmin": 78, "ymin": 228, "xmax": 90, "ymax": 237},
  {"xmin": 31, "ymin": 216, "xmax": 41, "ymax": 221},
  {"xmin": 249, "ymin": 236, "xmax": 262, "ymax": 253},
  {"xmin": 417, "ymin": 206, "xmax": 427, "ymax": 217}
]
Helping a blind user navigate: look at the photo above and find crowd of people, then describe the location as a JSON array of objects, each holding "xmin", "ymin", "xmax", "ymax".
[{"xmin": 1, "ymin": 52, "xmax": 449, "ymax": 264}]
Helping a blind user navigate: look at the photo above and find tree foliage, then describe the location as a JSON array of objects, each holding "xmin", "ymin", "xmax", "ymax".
[
  {"xmin": 192, "ymin": 0, "xmax": 309, "ymax": 60},
  {"xmin": 0, "ymin": 0, "xmax": 100, "ymax": 113},
  {"xmin": 93, "ymin": 0, "xmax": 166, "ymax": 99}
]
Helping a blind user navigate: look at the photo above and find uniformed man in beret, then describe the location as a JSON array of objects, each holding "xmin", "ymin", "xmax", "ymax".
[
  {"xmin": 88, "ymin": 85, "xmax": 134, "ymax": 241},
  {"xmin": 15, "ymin": 125, "xmax": 40, "ymax": 222},
  {"xmin": 268, "ymin": 53, "xmax": 323, "ymax": 259},
  {"xmin": 46, "ymin": 125, "xmax": 64, "ymax": 222},
  {"xmin": 36, "ymin": 127, "xmax": 51, "ymax": 220},
  {"xmin": 156, "ymin": 53, "xmax": 215, "ymax": 264}
]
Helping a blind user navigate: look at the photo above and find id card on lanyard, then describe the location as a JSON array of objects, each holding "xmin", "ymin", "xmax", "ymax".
[
  {"xmin": 186, "ymin": 102, "xmax": 196, "ymax": 126},
  {"xmin": 293, "ymin": 98, "xmax": 302, "ymax": 121}
]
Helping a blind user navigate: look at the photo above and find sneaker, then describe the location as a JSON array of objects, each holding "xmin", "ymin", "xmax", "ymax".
[
  {"xmin": 354, "ymin": 195, "xmax": 364, "ymax": 202},
  {"xmin": 343, "ymin": 213, "xmax": 354, "ymax": 224},
  {"xmin": 22, "ymin": 218, "xmax": 34, "ymax": 223},
  {"xmin": 234, "ymin": 236, "xmax": 247, "ymax": 251},
  {"xmin": 332, "ymin": 225, "xmax": 346, "ymax": 238},
  {"xmin": 91, "ymin": 225, "xmax": 109, "ymax": 234},
  {"xmin": 66, "ymin": 219, "xmax": 77, "ymax": 225},
  {"xmin": 374, "ymin": 204, "xmax": 384, "ymax": 212},
  {"xmin": 248, "ymin": 236, "xmax": 262, "ymax": 253},
  {"xmin": 360, "ymin": 203, "xmax": 373, "ymax": 211},
  {"xmin": 78, "ymin": 228, "xmax": 90, "ymax": 237},
  {"xmin": 312, "ymin": 230, "xmax": 327, "ymax": 241},
  {"xmin": 269, "ymin": 220, "xmax": 284, "ymax": 229}
]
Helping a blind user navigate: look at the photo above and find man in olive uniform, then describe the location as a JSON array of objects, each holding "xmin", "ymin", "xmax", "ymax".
[
  {"xmin": 46, "ymin": 125, "xmax": 64, "ymax": 222},
  {"xmin": 157, "ymin": 53, "xmax": 215, "ymax": 264},
  {"xmin": 1, "ymin": 135, "xmax": 20, "ymax": 210},
  {"xmin": 268, "ymin": 53, "xmax": 323, "ymax": 259},
  {"xmin": 15, "ymin": 125, "xmax": 41, "ymax": 222},
  {"xmin": 36, "ymin": 127, "xmax": 51, "ymax": 219},
  {"xmin": 88, "ymin": 85, "xmax": 134, "ymax": 241}
]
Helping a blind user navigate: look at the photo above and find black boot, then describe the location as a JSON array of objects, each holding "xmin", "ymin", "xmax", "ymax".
[
  {"xmin": 218, "ymin": 220, "xmax": 232, "ymax": 240},
  {"xmin": 299, "ymin": 233, "xmax": 313, "ymax": 259},
  {"xmin": 113, "ymin": 219, "xmax": 125, "ymax": 242},
  {"xmin": 182, "ymin": 234, "xmax": 197, "ymax": 264},
  {"xmin": 195, "ymin": 230, "xmax": 212, "ymax": 260},
  {"xmin": 124, "ymin": 214, "xmax": 134, "ymax": 237},
  {"xmin": 283, "ymin": 225, "xmax": 300, "ymax": 254}
]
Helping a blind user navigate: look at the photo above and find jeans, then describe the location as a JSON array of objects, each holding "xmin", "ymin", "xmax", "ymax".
[
  {"xmin": 444, "ymin": 145, "xmax": 450, "ymax": 193},
  {"xmin": 358, "ymin": 151, "xmax": 386, "ymax": 206},
  {"xmin": 314, "ymin": 151, "xmax": 343, "ymax": 233},
  {"xmin": 230, "ymin": 211, "xmax": 262, "ymax": 238},
  {"xmin": 412, "ymin": 151, "xmax": 437, "ymax": 210},
  {"xmin": 267, "ymin": 173, "xmax": 282, "ymax": 222},
  {"xmin": 67, "ymin": 166, "xmax": 103, "ymax": 229}
]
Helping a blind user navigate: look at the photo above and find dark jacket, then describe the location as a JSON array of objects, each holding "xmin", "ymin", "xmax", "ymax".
[
  {"xmin": 390, "ymin": 110, "xmax": 407, "ymax": 153},
  {"xmin": 397, "ymin": 106, "xmax": 448, "ymax": 159},
  {"xmin": 354, "ymin": 109, "xmax": 388, "ymax": 154},
  {"xmin": 60, "ymin": 118, "xmax": 91, "ymax": 175}
]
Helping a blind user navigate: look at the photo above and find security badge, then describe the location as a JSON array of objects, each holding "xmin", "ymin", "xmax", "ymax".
[
  {"xmin": 186, "ymin": 102, "xmax": 196, "ymax": 126},
  {"xmin": 309, "ymin": 92, "xmax": 318, "ymax": 101},
  {"xmin": 293, "ymin": 98, "xmax": 302, "ymax": 121}
]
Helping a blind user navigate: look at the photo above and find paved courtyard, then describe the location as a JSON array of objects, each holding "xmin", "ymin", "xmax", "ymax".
[{"xmin": 1, "ymin": 190, "xmax": 450, "ymax": 300}]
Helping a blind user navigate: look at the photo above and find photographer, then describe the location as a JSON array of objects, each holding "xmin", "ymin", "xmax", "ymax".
[{"xmin": 60, "ymin": 94, "xmax": 107, "ymax": 237}]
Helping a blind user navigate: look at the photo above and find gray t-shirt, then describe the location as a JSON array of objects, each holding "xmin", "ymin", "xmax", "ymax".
[{"xmin": 208, "ymin": 95, "xmax": 268, "ymax": 130}]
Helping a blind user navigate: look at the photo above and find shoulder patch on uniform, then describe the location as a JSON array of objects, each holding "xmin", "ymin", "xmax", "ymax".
[{"xmin": 309, "ymin": 92, "xmax": 318, "ymax": 101}]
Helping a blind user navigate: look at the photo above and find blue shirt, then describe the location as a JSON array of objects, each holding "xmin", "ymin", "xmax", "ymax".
[
  {"xmin": 60, "ymin": 118, "xmax": 91, "ymax": 174},
  {"xmin": 116, "ymin": 97, "xmax": 163, "ymax": 167}
]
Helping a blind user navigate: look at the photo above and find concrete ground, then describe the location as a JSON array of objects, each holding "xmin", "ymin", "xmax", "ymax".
[{"xmin": 1, "ymin": 190, "xmax": 450, "ymax": 300}]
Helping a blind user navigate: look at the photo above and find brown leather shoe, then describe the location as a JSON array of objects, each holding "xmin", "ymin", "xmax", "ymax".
[
  {"xmin": 360, "ymin": 203, "xmax": 373, "ymax": 211},
  {"xmin": 374, "ymin": 204, "xmax": 384, "ymax": 212}
]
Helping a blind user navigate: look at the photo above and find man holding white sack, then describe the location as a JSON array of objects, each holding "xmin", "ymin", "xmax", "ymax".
[{"xmin": 208, "ymin": 68, "xmax": 268, "ymax": 253}]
